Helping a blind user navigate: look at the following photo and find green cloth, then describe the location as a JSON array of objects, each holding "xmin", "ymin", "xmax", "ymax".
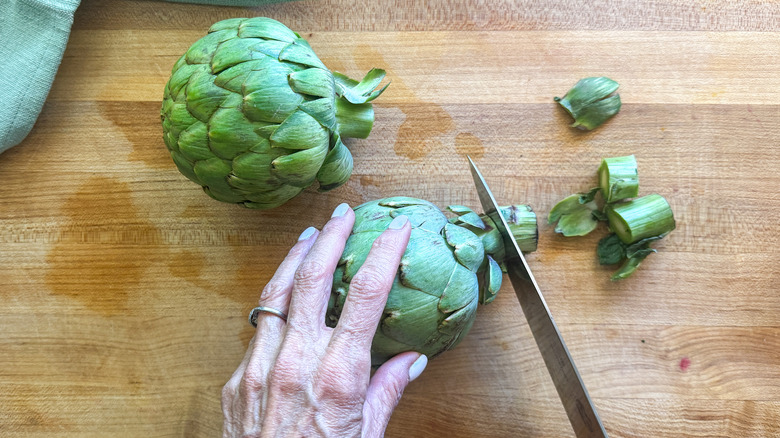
[
  {"xmin": 0, "ymin": 0, "xmax": 81, "ymax": 154},
  {"xmin": 0, "ymin": 0, "xmax": 291, "ymax": 155},
  {"xmin": 168, "ymin": 0, "xmax": 292, "ymax": 4}
]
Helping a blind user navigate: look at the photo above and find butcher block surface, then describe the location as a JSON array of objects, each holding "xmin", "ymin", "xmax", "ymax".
[{"xmin": 1, "ymin": 0, "xmax": 779, "ymax": 436}]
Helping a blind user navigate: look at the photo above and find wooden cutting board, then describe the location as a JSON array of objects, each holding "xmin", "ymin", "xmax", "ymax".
[{"xmin": 1, "ymin": 0, "xmax": 779, "ymax": 436}]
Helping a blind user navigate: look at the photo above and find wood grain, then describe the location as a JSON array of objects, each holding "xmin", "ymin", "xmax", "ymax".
[{"xmin": 1, "ymin": 0, "xmax": 780, "ymax": 436}]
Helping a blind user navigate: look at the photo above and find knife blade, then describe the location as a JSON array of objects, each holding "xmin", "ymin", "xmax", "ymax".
[{"xmin": 467, "ymin": 157, "xmax": 608, "ymax": 438}]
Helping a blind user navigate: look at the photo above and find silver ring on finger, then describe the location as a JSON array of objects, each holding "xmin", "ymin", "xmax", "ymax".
[{"xmin": 249, "ymin": 306, "xmax": 288, "ymax": 327}]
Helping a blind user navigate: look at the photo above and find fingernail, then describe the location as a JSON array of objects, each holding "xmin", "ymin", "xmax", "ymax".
[
  {"xmin": 298, "ymin": 226, "xmax": 317, "ymax": 241},
  {"xmin": 388, "ymin": 215, "xmax": 409, "ymax": 230},
  {"xmin": 331, "ymin": 203, "xmax": 350, "ymax": 218},
  {"xmin": 408, "ymin": 354, "xmax": 427, "ymax": 382}
]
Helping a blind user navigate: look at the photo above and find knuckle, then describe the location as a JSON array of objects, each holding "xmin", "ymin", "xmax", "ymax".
[
  {"xmin": 239, "ymin": 367, "xmax": 265, "ymax": 394},
  {"xmin": 268, "ymin": 362, "xmax": 308, "ymax": 395},
  {"xmin": 318, "ymin": 369, "xmax": 363, "ymax": 406},
  {"xmin": 294, "ymin": 259, "xmax": 330, "ymax": 289},
  {"xmin": 349, "ymin": 267, "xmax": 388, "ymax": 297},
  {"xmin": 260, "ymin": 280, "xmax": 288, "ymax": 303},
  {"xmin": 372, "ymin": 232, "xmax": 404, "ymax": 253}
]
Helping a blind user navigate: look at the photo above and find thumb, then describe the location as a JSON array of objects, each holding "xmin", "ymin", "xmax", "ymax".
[{"xmin": 361, "ymin": 352, "xmax": 428, "ymax": 438}]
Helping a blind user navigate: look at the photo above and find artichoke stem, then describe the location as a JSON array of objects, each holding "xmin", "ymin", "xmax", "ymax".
[
  {"xmin": 598, "ymin": 155, "xmax": 639, "ymax": 203},
  {"xmin": 335, "ymin": 98, "xmax": 375, "ymax": 139},
  {"xmin": 605, "ymin": 194, "xmax": 675, "ymax": 244},
  {"xmin": 477, "ymin": 205, "xmax": 538, "ymax": 261}
]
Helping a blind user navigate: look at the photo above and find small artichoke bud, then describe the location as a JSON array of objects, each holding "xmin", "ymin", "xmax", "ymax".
[{"xmin": 554, "ymin": 77, "xmax": 621, "ymax": 130}]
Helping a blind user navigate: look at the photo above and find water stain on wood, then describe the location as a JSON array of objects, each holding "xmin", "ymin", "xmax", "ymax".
[
  {"xmin": 223, "ymin": 233, "xmax": 276, "ymax": 304},
  {"xmin": 168, "ymin": 249, "xmax": 210, "ymax": 289},
  {"xmin": 45, "ymin": 176, "xmax": 163, "ymax": 314},
  {"xmin": 353, "ymin": 44, "xmax": 454, "ymax": 160},
  {"xmin": 320, "ymin": 56, "xmax": 348, "ymax": 75},
  {"xmin": 97, "ymin": 100, "xmax": 171, "ymax": 170},
  {"xmin": 454, "ymin": 132, "xmax": 485, "ymax": 159}
]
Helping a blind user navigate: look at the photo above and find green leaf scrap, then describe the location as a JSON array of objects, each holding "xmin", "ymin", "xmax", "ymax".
[
  {"xmin": 548, "ymin": 189, "xmax": 601, "ymax": 237},
  {"xmin": 554, "ymin": 77, "xmax": 621, "ymax": 130}
]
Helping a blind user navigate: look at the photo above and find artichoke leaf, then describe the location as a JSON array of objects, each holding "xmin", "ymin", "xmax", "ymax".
[
  {"xmin": 242, "ymin": 185, "xmax": 303, "ymax": 209},
  {"xmin": 270, "ymin": 142, "xmax": 328, "ymax": 187},
  {"xmin": 230, "ymin": 149, "xmax": 282, "ymax": 181},
  {"xmin": 316, "ymin": 136, "xmax": 353, "ymax": 192},
  {"xmin": 185, "ymin": 29, "xmax": 237, "ymax": 65},
  {"xmin": 288, "ymin": 68, "xmax": 335, "ymax": 98},
  {"xmin": 443, "ymin": 223, "xmax": 484, "ymax": 272},
  {"xmin": 479, "ymin": 255, "xmax": 502, "ymax": 305},
  {"xmin": 167, "ymin": 63, "xmax": 202, "ymax": 100},
  {"xmin": 177, "ymin": 121, "xmax": 212, "ymax": 161},
  {"xmin": 207, "ymin": 108, "xmax": 264, "ymax": 160},
  {"xmin": 194, "ymin": 158, "xmax": 247, "ymax": 203},
  {"xmin": 270, "ymin": 110, "xmax": 329, "ymax": 150},
  {"xmin": 548, "ymin": 194, "xmax": 599, "ymax": 237},
  {"xmin": 597, "ymin": 233, "xmax": 626, "ymax": 265},
  {"xmin": 208, "ymin": 17, "xmax": 244, "ymax": 33},
  {"xmin": 450, "ymin": 212, "xmax": 486, "ymax": 230},
  {"xmin": 236, "ymin": 17, "xmax": 299, "ymax": 43},
  {"xmin": 185, "ymin": 69, "xmax": 232, "ymax": 122},
  {"xmin": 397, "ymin": 230, "xmax": 457, "ymax": 296},
  {"xmin": 555, "ymin": 205, "xmax": 599, "ymax": 237},
  {"xmin": 379, "ymin": 197, "xmax": 432, "ymax": 209},
  {"xmin": 299, "ymin": 97, "xmax": 337, "ymax": 130},
  {"xmin": 447, "ymin": 205, "xmax": 475, "ymax": 215},
  {"xmin": 438, "ymin": 264, "xmax": 479, "ymax": 313},
  {"xmin": 438, "ymin": 296, "xmax": 478, "ymax": 338},
  {"xmin": 350, "ymin": 203, "xmax": 393, "ymax": 233},
  {"xmin": 203, "ymin": 186, "xmax": 247, "ymax": 204},
  {"xmin": 447, "ymin": 205, "xmax": 487, "ymax": 229},
  {"xmin": 278, "ymin": 42, "xmax": 328, "ymax": 70},
  {"xmin": 210, "ymin": 37, "xmax": 271, "ymax": 74},
  {"xmin": 611, "ymin": 249, "xmax": 655, "ymax": 281},
  {"xmin": 554, "ymin": 77, "xmax": 621, "ymax": 130},
  {"xmin": 170, "ymin": 151, "xmax": 200, "ymax": 184},
  {"xmin": 334, "ymin": 68, "xmax": 389, "ymax": 104},
  {"xmin": 380, "ymin": 280, "xmax": 441, "ymax": 346},
  {"xmin": 213, "ymin": 59, "xmax": 272, "ymax": 93},
  {"xmin": 242, "ymin": 69, "xmax": 303, "ymax": 123},
  {"xmin": 339, "ymin": 231, "xmax": 382, "ymax": 283}
]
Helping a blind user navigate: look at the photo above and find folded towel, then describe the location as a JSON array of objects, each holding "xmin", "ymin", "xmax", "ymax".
[
  {"xmin": 0, "ymin": 0, "xmax": 81, "ymax": 154},
  {"xmin": 0, "ymin": 0, "xmax": 291, "ymax": 155}
]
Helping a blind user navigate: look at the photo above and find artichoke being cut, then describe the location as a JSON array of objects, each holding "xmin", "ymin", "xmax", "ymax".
[
  {"xmin": 326, "ymin": 197, "xmax": 538, "ymax": 366},
  {"xmin": 161, "ymin": 17, "xmax": 388, "ymax": 209}
]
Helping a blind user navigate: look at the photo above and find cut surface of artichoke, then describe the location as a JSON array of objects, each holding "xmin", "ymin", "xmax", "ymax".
[
  {"xmin": 161, "ymin": 17, "xmax": 388, "ymax": 209},
  {"xmin": 326, "ymin": 197, "xmax": 538, "ymax": 366}
]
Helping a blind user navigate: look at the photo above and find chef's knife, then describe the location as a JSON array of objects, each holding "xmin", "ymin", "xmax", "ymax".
[{"xmin": 468, "ymin": 157, "xmax": 608, "ymax": 438}]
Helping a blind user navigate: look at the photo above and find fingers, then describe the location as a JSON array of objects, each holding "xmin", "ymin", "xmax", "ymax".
[
  {"xmin": 331, "ymin": 215, "xmax": 411, "ymax": 350},
  {"xmin": 255, "ymin": 227, "xmax": 319, "ymax": 328},
  {"xmin": 287, "ymin": 203, "xmax": 355, "ymax": 335},
  {"xmin": 223, "ymin": 227, "xmax": 319, "ymax": 434},
  {"xmin": 361, "ymin": 352, "xmax": 427, "ymax": 437}
]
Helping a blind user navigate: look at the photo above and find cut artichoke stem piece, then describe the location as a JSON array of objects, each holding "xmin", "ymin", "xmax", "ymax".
[
  {"xmin": 554, "ymin": 77, "xmax": 621, "ymax": 130},
  {"xmin": 598, "ymin": 155, "xmax": 639, "ymax": 203},
  {"xmin": 605, "ymin": 194, "xmax": 676, "ymax": 244}
]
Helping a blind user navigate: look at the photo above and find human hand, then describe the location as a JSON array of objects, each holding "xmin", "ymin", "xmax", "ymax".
[{"xmin": 222, "ymin": 203, "xmax": 428, "ymax": 438}]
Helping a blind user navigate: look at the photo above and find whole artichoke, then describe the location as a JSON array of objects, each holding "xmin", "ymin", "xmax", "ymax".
[
  {"xmin": 326, "ymin": 197, "xmax": 538, "ymax": 366},
  {"xmin": 160, "ymin": 18, "xmax": 388, "ymax": 209}
]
